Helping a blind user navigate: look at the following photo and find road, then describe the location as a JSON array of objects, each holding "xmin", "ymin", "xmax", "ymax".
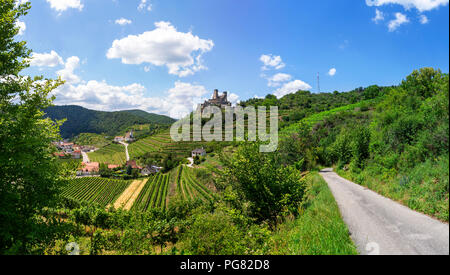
[
  {"xmin": 81, "ymin": 151, "xmax": 89, "ymax": 163},
  {"xmin": 119, "ymin": 141, "xmax": 130, "ymax": 161},
  {"xmin": 187, "ymin": 157, "xmax": 194, "ymax": 168},
  {"xmin": 319, "ymin": 168, "xmax": 449, "ymax": 255}
]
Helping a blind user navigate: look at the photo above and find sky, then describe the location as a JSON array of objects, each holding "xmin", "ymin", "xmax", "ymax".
[{"xmin": 17, "ymin": 0, "xmax": 449, "ymax": 119}]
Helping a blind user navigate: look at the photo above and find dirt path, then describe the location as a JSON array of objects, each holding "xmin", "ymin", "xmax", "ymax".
[
  {"xmin": 119, "ymin": 141, "xmax": 130, "ymax": 161},
  {"xmin": 319, "ymin": 168, "xmax": 449, "ymax": 255},
  {"xmin": 113, "ymin": 179, "xmax": 148, "ymax": 210}
]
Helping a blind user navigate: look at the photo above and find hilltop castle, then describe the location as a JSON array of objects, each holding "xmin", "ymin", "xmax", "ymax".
[{"xmin": 199, "ymin": 89, "xmax": 232, "ymax": 111}]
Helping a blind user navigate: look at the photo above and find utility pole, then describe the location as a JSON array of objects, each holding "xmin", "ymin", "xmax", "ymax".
[{"xmin": 317, "ymin": 72, "xmax": 320, "ymax": 93}]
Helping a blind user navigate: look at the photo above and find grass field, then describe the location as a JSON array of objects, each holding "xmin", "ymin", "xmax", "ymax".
[{"xmin": 270, "ymin": 172, "xmax": 358, "ymax": 255}]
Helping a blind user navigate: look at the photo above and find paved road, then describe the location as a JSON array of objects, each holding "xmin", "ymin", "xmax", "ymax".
[
  {"xmin": 119, "ymin": 141, "xmax": 130, "ymax": 161},
  {"xmin": 319, "ymin": 168, "xmax": 449, "ymax": 255},
  {"xmin": 81, "ymin": 151, "xmax": 89, "ymax": 163}
]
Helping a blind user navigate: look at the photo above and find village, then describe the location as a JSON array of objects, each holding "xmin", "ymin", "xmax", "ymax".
[{"xmin": 54, "ymin": 128, "xmax": 208, "ymax": 179}]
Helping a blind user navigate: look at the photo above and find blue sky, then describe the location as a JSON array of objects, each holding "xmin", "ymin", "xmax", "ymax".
[{"xmin": 19, "ymin": 0, "xmax": 449, "ymax": 118}]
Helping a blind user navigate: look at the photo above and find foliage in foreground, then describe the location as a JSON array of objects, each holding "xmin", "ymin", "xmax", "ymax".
[
  {"xmin": 271, "ymin": 172, "xmax": 358, "ymax": 255},
  {"xmin": 0, "ymin": 0, "xmax": 65, "ymax": 254}
]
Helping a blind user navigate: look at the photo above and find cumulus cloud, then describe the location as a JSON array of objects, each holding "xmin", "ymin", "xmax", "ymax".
[
  {"xmin": 57, "ymin": 56, "xmax": 81, "ymax": 84},
  {"xmin": 267, "ymin": 73, "xmax": 292, "ymax": 87},
  {"xmin": 51, "ymin": 54, "xmax": 211, "ymax": 118},
  {"xmin": 54, "ymin": 79, "xmax": 210, "ymax": 119},
  {"xmin": 372, "ymin": 9, "xmax": 385, "ymax": 23},
  {"xmin": 366, "ymin": 0, "xmax": 449, "ymax": 12},
  {"xmin": 46, "ymin": 0, "xmax": 83, "ymax": 12},
  {"xmin": 328, "ymin": 68, "xmax": 337, "ymax": 76},
  {"xmin": 115, "ymin": 18, "xmax": 132, "ymax": 25},
  {"xmin": 106, "ymin": 21, "xmax": 214, "ymax": 77},
  {"xmin": 30, "ymin": 51, "xmax": 64, "ymax": 67},
  {"xmin": 260, "ymin": 54, "xmax": 285, "ymax": 70},
  {"xmin": 15, "ymin": 20, "xmax": 26, "ymax": 35},
  {"xmin": 419, "ymin": 14, "xmax": 429, "ymax": 23},
  {"xmin": 273, "ymin": 80, "xmax": 312, "ymax": 98},
  {"xmin": 227, "ymin": 93, "xmax": 240, "ymax": 105},
  {"xmin": 388, "ymin": 12, "xmax": 409, "ymax": 31},
  {"xmin": 138, "ymin": 0, "xmax": 152, "ymax": 12}
]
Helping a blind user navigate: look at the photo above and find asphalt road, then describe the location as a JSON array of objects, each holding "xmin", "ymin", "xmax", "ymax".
[
  {"xmin": 81, "ymin": 151, "xmax": 89, "ymax": 163},
  {"xmin": 319, "ymin": 168, "xmax": 449, "ymax": 255}
]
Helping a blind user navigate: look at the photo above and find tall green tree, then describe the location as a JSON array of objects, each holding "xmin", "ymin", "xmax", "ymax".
[{"xmin": 0, "ymin": 0, "xmax": 64, "ymax": 254}]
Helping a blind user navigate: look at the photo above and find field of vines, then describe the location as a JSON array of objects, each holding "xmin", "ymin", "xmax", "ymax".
[
  {"xmin": 88, "ymin": 143, "xmax": 127, "ymax": 165},
  {"xmin": 128, "ymin": 131, "xmax": 209, "ymax": 160},
  {"xmin": 62, "ymin": 177, "xmax": 131, "ymax": 207},
  {"xmin": 178, "ymin": 166, "xmax": 215, "ymax": 202},
  {"xmin": 131, "ymin": 173, "xmax": 171, "ymax": 211}
]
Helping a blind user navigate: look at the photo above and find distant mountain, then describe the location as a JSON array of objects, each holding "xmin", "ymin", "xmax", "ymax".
[
  {"xmin": 44, "ymin": 105, "xmax": 176, "ymax": 139},
  {"xmin": 119, "ymin": 110, "xmax": 176, "ymax": 125}
]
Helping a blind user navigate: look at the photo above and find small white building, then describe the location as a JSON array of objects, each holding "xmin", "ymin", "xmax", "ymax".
[{"xmin": 192, "ymin": 148, "xmax": 206, "ymax": 158}]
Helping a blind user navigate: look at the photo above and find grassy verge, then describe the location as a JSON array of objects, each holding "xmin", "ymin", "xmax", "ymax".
[
  {"xmin": 336, "ymin": 156, "xmax": 449, "ymax": 222},
  {"xmin": 270, "ymin": 172, "xmax": 358, "ymax": 255}
]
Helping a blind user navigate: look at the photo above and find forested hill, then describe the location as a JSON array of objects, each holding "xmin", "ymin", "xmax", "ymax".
[{"xmin": 44, "ymin": 105, "xmax": 176, "ymax": 138}]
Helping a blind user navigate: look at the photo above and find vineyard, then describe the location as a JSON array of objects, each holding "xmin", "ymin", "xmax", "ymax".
[
  {"xmin": 62, "ymin": 177, "xmax": 131, "ymax": 207},
  {"xmin": 128, "ymin": 131, "xmax": 209, "ymax": 160},
  {"xmin": 131, "ymin": 173, "xmax": 171, "ymax": 211},
  {"xmin": 177, "ymin": 166, "xmax": 215, "ymax": 202},
  {"xmin": 88, "ymin": 143, "xmax": 127, "ymax": 165}
]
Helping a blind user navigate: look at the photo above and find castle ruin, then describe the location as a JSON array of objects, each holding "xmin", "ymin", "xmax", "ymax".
[{"xmin": 199, "ymin": 89, "xmax": 232, "ymax": 111}]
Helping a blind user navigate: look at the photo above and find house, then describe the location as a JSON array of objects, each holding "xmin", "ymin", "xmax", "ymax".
[
  {"xmin": 124, "ymin": 130, "xmax": 134, "ymax": 142},
  {"xmin": 192, "ymin": 148, "xmax": 206, "ymax": 158},
  {"xmin": 71, "ymin": 150, "xmax": 81, "ymax": 159},
  {"xmin": 108, "ymin": 164, "xmax": 120, "ymax": 170},
  {"xmin": 125, "ymin": 160, "xmax": 141, "ymax": 169},
  {"xmin": 114, "ymin": 136, "xmax": 124, "ymax": 142},
  {"xmin": 141, "ymin": 165, "xmax": 163, "ymax": 176},
  {"xmin": 79, "ymin": 162, "xmax": 100, "ymax": 175}
]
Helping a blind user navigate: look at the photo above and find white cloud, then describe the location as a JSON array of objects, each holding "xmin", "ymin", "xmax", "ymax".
[
  {"xmin": 328, "ymin": 68, "xmax": 337, "ymax": 76},
  {"xmin": 54, "ymin": 79, "xmax": 210, "ymax": 119},
  {"xmin": 106, "ymin": 21, "xmax": 214, "ymax": 77},
  {"xmin": 144, "ymin": 66, "xmax": 150, "ymax": 72},
  {"xmin": 57, "ymin": 56, "xmax": 81, "ymax": 84},
  {"xmin": 366, "ymin": 0, "xmax": 449, "ymax": 12},
  {"xmin": 267, "ymin": 73, "xmax": 292, "ymax": 87},
  {"xmin": 46, "ymin": 0, "xmax": 83, "ymax": 12},
  {"xmin": 115, "ymin": 18, "xmax": 132, "ymax": 25},
  {"xmin": 15, "ymin": 20, "xmax": 26, "ymax": 35},
  {"xmin": 138, "ymin": 0, "xmax": 152, "ymax": 12},
  {"xmin": 51, "ymin": 55, "xmax": 210, "ymax": 118},
  {"xmin": 273, "ymin": 80, "xmax": 312, "ymax": 98},
  {"xmin": 228, "ymin": 93, "xmax": 240, "ymax": 105},
  {"xmin": 388, "ymin": 12, "xmax": 409, "ymax": 31},
  {"xmin": 260, "ymin": 54, "xmax": 285, "ymax": 70},
  {"xmin": 419, "ymin": 14, "xmax": 429, "ymax": 23},
  {"xmin": 30, "ymin": 51, "xmax": 64, "ymax": 67},
  {"xmin": 373, "ymin": 9, "xmax": 385, "ymax": 23}
]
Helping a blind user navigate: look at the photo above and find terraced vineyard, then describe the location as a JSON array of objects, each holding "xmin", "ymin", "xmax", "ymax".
[
  {"xmin": 128, "ymin": 131, "xmax": 209, "ymax": 160},
  {"xmin": 88, "ymin": 143, "xmax": 127, "ymax": 165},
  {"xmin": 62, "ymin": 177, "xmax": 131, "ymax": 207},
  {"xmin": 178, "ymin": 166, "xmax": 215, "ymax": 202},
  {"xmin": 131, "ymin": 173, "xmax": 171, "ymax": 211}
]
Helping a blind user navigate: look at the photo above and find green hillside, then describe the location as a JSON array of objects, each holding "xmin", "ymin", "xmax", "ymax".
[{"xmin": 44, "ymin": 105, "xmax": 175, "ymax": 138}]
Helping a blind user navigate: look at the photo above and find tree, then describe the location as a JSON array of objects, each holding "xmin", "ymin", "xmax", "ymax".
[
  {"xmin": 0, "ymin": 0, "xmax": 65, "ymax": 254},
  {"xmin": 222, "ymin": 143, "xmax": 307, "ymax": 227}
]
